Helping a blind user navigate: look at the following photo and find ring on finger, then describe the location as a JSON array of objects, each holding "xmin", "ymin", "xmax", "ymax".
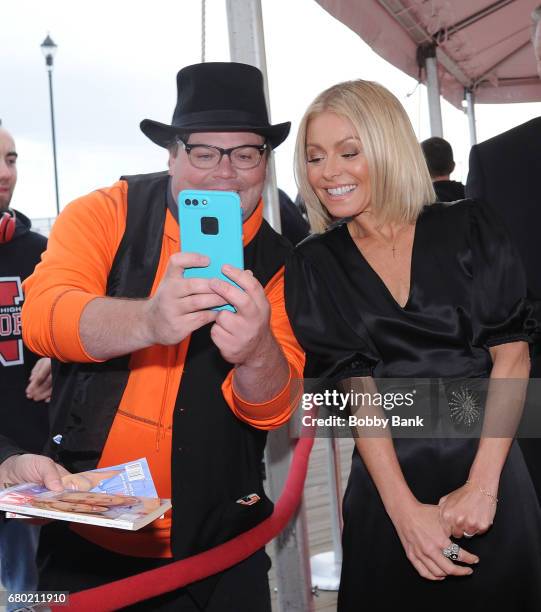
[{"xmin": 442, "ymin": 543, "xmax": 460, "ymax": 561}]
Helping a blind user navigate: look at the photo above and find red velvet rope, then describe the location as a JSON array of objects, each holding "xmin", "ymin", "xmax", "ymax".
[{"xmin": 55, "ymin": 437, "xmax": 314, "ymax": 611}]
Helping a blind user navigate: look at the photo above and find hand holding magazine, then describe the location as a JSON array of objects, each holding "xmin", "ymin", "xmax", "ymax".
[
  {"xmin": 0, "ymin": 458, "xmax": 171, "ymax": 530},
  {"xmin": 62, "ymin": 457, "xmax": 160, "ymax": 498}
]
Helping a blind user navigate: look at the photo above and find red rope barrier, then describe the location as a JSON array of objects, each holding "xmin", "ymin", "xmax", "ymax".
[{"xmin": 55, "ymin": 436, "xmax": 314, "ymax": 611}]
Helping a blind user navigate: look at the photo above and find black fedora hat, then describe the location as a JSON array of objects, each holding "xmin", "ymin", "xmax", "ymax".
[{"xmin": 140, "ymin": 62, "xmax": 290, "ymax": 150}]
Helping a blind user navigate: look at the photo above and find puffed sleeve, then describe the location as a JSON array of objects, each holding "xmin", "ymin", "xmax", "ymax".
[
  {"xmin": 284, "ymin": 245, "xmax": 376, "ymax": 382},
  {"xmin": 469, "ymin": 200, "xmax": 536, "ymax": 348}
]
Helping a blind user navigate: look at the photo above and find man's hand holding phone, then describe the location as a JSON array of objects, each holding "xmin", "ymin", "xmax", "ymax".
[
  {"xmin": 144, "ymin": 252, "xmax": 227, "ymax": 345},
  {"xmin": 209, "ymin": 264, "xmax": 275, "ymax": 366},
  {"xmin": 209, "ymin": 264, "xmax": 290, "ymax": 405}
]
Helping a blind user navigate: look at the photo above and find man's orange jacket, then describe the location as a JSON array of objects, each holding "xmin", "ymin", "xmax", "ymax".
[{"xmin": 22, "ymin": 177, "xmax": 304, "ymax": 558}]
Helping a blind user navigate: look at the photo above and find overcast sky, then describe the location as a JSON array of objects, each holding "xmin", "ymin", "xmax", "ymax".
[{"xmin": 2, "ymin": 0, "xmax": 540, "ymax": 221}]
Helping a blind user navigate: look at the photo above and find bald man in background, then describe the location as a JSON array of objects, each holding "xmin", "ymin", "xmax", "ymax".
[{"xmin": 0, "ymin": 126, "xmax": 52, "ymax": 607}]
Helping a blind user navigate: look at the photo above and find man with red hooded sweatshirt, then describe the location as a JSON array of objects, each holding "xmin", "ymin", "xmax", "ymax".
[{"xmin": 0, "ymin": 125, "xmax": 51, "ymax": 610}]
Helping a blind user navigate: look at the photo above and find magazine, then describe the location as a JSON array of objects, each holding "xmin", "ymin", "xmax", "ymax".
[
  {"xmin": 0, "ymin": 458, "xmax": 171, "ymax": 530},
  {"xmin": 69, "ymin": 457, "xmax": 160, "ymax": 499}
]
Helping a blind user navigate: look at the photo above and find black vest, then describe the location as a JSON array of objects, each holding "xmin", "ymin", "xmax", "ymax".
[{"xmin": 46, "ymin": 172, "xmax": 292, "ymax": 560}]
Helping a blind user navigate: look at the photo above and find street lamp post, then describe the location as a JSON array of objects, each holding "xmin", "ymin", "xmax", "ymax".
[{"xmin": 40, "ymin": 35, "xmax": 60, "ymax": 216}]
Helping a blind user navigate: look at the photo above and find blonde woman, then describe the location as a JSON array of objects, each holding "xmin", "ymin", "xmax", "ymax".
[{"xmin": 285, "ymin": 80, "xmax": 541, "ymax": 609}]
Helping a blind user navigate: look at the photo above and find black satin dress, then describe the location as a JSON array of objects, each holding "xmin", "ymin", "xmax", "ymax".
[{"xmin": 285, "ymin": 200, "xmax": 541, "ymax": 611}]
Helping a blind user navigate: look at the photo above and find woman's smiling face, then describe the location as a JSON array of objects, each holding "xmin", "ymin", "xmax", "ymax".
[{"xmin": 305, "ymin": 111, "xmax": 371, "ymax": 220}]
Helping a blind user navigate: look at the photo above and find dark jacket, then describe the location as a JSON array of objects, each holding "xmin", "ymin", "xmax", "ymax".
[
  {"xmin": 466, "ymin": 117, "xmax": 541, "ymax": 504},
  {"xmin": 466, "ymin": 117, "xmax": 541, "ymax": 299},
  {"xmin": 433, "ymin": 179, "xmax": 465, "ymax": 202},
  {"xmin": 278, "ymin": 189, "xmax": 310, "ymax": 245},
  {"xmin": 0, "ymin": 210, "xmax": 48, "ymax": 454}
]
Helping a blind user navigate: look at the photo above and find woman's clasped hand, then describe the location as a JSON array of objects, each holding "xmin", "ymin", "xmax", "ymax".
[{"xmin": 390, "ymin": 499, "xmax": 480, "ymax": 580}]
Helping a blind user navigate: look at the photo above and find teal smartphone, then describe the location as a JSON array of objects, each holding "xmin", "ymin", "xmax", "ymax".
[{"xmin": 178, "ymin": 189, "xmax": 244, "ymax": 312}]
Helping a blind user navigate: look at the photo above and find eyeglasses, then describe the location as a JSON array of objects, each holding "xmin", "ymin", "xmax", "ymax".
[{"xmin": 177, "ymin": 138, "xmax": 268, "ymax": 170}]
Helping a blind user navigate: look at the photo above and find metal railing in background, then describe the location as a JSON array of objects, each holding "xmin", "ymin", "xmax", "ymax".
[{"xmin": 30, "ymin": 217, "xmax": 55, "ymax": 237}]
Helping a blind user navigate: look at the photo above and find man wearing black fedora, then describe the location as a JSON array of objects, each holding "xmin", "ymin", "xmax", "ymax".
[{"xmin": 5, "ymin": 62, "xmax": 305, "ymax": 610}]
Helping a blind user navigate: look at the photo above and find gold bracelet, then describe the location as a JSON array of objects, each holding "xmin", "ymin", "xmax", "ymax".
[{"xmin": 465, "ymin": 480, "xmax": 499, "ymax": 504}]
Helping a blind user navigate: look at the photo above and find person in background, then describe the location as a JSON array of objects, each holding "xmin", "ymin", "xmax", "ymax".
[
  {"xmin": 466, "ymin": 4, "xmax": 541, "ymax": 504},
  {"xmin": 421, "ymin": 136, "xmax": 465, "ymax": 202},
  {"xmin": 0, "ymin": 126, "xmax": 52, "ymax": 609},
  {"xmin": 278, "ymin": 188, "xmax": 310, "ymax": 245}
]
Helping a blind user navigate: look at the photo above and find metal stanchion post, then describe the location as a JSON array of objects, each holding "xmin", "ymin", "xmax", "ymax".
[{"xmin": 310, "ymin": 432, "xmax": 343, "ymax": 590}]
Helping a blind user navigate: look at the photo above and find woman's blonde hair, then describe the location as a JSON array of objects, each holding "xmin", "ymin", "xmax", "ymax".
[{"xmin": 294, "ymin": 80, "xmax": 435, "ymax": 233}]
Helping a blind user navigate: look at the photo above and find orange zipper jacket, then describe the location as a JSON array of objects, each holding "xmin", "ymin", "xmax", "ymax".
[{"xmin": 21, "ymin": 180, "xmax": 304, "ymax": 557}]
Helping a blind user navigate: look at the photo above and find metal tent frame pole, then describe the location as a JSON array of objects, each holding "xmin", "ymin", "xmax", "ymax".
[
  {"xmin": 309, "ymin": 435, "xmax": 343, "ymax": 592},
  {"xmin": 416, "ymin": 43, "xmax": 443, "ymax": 137},
  {"xmin": 226, "ymin": 2, "xmax": 312, "ymax": 611},
  {"xmin": 418, "ymin": 44, "xmax": 443, "ymax": 138},
  {"xmin": 425, "ymin": 53, "xmax": 443, "ymax": 137},
  {"xmin": 464, "ymin": 88, "xmax": 478, "ymax": 147},
  {"xmin": 264, "ymin": 425, "xmax": 313, "ymax": 611},
  {"xmin": 226, "ymin": 0, "xmax": 281, "ymax": 232}
]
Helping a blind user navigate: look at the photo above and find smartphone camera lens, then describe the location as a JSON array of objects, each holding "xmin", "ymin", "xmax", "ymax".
[
  {"xmin": 193, "ymin": 199, "xmax": 199, "ymax": 206},
  {"xmin": 185, "ymin": 198, "xmax": 191, "ymax": 205},
  {"xmin": 202, "ymin": 199, "xmax": 208, "ymax": 206}
]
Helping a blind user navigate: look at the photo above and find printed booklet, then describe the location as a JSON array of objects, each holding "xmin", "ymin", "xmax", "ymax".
[{"xmin": 0, "ymin": 457, "xmax": 171, "ymax": 530}]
